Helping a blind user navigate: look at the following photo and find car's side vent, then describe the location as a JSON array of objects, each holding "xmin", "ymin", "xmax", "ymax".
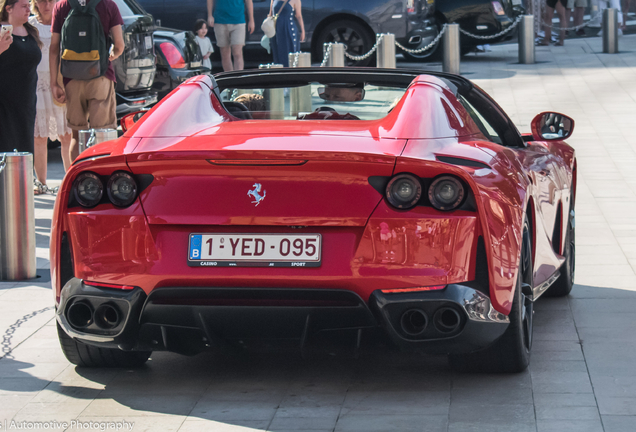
[{"xmin": 436, "ymin": 156, "xmax": 490, "ymax": 169}]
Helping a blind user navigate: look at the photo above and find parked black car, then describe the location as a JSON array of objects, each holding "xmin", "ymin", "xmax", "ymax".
[
  {"xmin": 152, "ymin": 28, "xmax": 208, "ymax": 100},
  {"xmin": 112, "ymin": 0, "xmax": 158, "ymax": 117},
  {"xmin": 137, "ymin": 0, "xmax": 519, "ymax": 64}
]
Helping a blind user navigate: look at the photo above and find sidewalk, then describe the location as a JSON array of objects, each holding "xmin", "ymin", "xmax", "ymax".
[{"xmin": 1, "ymin": 35, "xmax": 636, "ymax": 432}]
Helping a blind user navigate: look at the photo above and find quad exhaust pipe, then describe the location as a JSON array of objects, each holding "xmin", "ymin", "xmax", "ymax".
[
  {"xmin": 67, "ymin": 301, "xmax": 93, "ymax": 329},
  {"xmin": 433, "ymin": 307, "xmax": 461, "ymax": 333},
  {"xmin": 400, "ymin": 309, "xmax": 428, "ymax": 336},
  {"xmin": 67, "ymin": 301, "xmax": 122, "ymax": 331}
]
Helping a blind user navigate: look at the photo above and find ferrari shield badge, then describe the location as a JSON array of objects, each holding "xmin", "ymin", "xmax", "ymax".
[{"xmin": 248, "ymin": 183, "xmax": 266, "ymax": 206}]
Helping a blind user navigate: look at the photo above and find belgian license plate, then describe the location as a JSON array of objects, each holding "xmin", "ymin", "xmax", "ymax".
[
  {"xmin": 188, "ymin": 234, "xmax": 321, "ymax": 267},
  {"xmin": 144, "ymin": 35, "xmax": 152, "ymax": 49}
]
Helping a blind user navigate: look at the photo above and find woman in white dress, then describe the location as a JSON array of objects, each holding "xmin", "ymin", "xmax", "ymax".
[{"xmin": 30, "ymin": 0, "xmax": 71, "ymax": 192}]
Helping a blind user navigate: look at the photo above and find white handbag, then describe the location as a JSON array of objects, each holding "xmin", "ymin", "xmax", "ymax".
[{"xmin": 260, "ymin": 0, "xmax": 290, "ymax": 38}]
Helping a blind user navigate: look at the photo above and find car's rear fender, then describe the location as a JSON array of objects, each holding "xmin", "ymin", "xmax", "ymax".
[
  {"xmin": 380, "ymin": 155, "xmax": 527, "ymax": 315},
  {"xmin": 51, "ymin": 154, "xmax": 158, "ymax": 304}
]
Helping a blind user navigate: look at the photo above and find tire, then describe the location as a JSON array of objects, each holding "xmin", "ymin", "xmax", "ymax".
[
  {"xmin": 400, "ymin": 24, "xmax": 443, "ymax": 62},
  {"xmin": 314, "ymin": 20, "xmax": 375, "ymax": 66},
  {"xmin": 57, "ymin": 322, "xmax": 151, "ymax": 368},
  {"xmin": 449, "ymin": 219, "xmax": 534, "ymax": 373},
  {"xmin": 544, "ymin": 208, "xmax": 575, "ymax": 297}
]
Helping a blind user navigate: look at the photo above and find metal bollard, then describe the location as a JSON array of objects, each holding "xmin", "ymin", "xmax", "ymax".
[
  {"xmin": 325, "ymin": 43, "xmax": 345, "ymax": 67},
  {"xmin": 259, "ymin": 63, "xmax": 285, "ymax": 118},
  {"xmin": 443, "ymin": 24, "xmax": 460, "ymax": 75},
  {"xmin": 0, "ymin": 151, "xmax": 36, "ymax": 280},
  {"xmin": 518, "ymin": 15, "xmax": 535, "ymax": 64},
  {"xmin": 289, "ymin": 53, "xmax": 312, "ymax": 116},
  {"xmin": 603, "ymin": 8, "xmax": 618, "ymax": 54},
  {"xmin": 288, "ymin": 52, "xmax": 311, "ymax": 68},
  {"xmin": 78, "ymin": 129, "xmax": 118, "ymax": 155},
  {"xmin": 376, "ymin": 33, "xmax": 396, "ymax": 68}
]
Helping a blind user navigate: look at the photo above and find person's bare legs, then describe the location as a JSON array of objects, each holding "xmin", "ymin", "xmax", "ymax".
[
  {"xmin": 220, "ymin": 46, "xmax": 233, "ymax": 71},
  {"xmin": 542, "ymin": 5, "xmax": 555, "ymax": 44},
  {"xmin": 231, "ymin": 45, "xmax": 244, "ymax": 71},
  {"xmin": 555, "ymin": 2, "xmax": 567, "ymax": 45},
  {"xmin": 574, "ymin": 6, "xmax": 585, "ymax": 27},
  {"xmin": 59, "ymin": 133, "xmax": 72, "ymax": 172},
  {"xmin": 33, "ymin": 136, "xmax": 48, "ymax": 188},
  {"xmin": 70, "ymin": 129, "xmax": 80, "ymax": 162}
]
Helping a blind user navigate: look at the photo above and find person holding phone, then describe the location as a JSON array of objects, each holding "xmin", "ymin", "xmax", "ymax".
[
  {"xmin": 29, "ymin": 0, "xmax": 72, "ymax": 191},
  {"xmin": 0, "ymin": 0, "xmax": 43, "ymax": 156}
]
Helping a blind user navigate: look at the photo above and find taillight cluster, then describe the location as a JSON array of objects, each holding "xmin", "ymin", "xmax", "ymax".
[
  {"xmin": 72, "ymin": 171, "xmax": 138, "ymax": 208},
  {"xmin": 160, "ymin": 42, "xmax": 186, "ymax": 69},
  {"xmin": 385, "ymin": 173, "xmax": 466, "ymax": 211}
]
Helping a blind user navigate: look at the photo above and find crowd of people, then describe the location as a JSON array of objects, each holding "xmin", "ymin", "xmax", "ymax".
[
  {"xmin": 0, "ymin": 0, "xmax": 123, "ymax": 194},
  {"xmin": 0, "ymin": 0, "xmax": 304, "ymax": 195},
  {"xmin": 538, "ymin": 0, "xmax": 634, "ymax": 46}
]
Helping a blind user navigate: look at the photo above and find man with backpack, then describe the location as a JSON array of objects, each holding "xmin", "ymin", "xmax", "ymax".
[{"xmin": 49, "ymin": 0, "xmax": 124, "ymax": 161}]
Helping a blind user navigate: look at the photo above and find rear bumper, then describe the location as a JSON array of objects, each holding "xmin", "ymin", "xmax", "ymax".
[
  {"xmin": 57, "ymin": 278, "xmax": 509, "ymax": 355},
  {"xmin": 116, "ymin": 91, "xmax": 158, "ymax": 117}
]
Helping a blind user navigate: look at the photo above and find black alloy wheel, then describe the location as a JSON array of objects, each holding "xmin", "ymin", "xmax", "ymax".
[
  {"xmin": 315, "ymin": 20, "xmax": 375, "ymax": 66},
  {"xmin": 545, "ymin": 207, "xmax": 575, "ymax": 297},
  {"xmin": 400, "ymin": 23, "xmax": 443, "ymax": 62},
  {"xmin": 449, "ymin": 218, "xmax": 534, "ymax": 373}
]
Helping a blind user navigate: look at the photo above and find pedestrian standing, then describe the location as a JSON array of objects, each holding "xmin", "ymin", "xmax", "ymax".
[
  {"xmin": 206, "ymin": 0, "xmax": 254, "ymax": 71},
  {"xmin": 541, "ymin": 0, "xmax": 568, "ymax": 45},
  {"xmin": 269, "ymin": 0, "xmax": 304, "ymax": 67},
  {"xmin": 194, "ymin": 18, "xmax": 214, "ymax": 70},
  {"xmin": 0, "ymin": 0, "xmax": 42, "ymax": 155},
  {"xmin": 622, "ymin": 0, "xmax": 634, "ymax": 30},
  {"xmin": 30, "ymin": 0, "xmax": 72, "ymax": 190},
  {"xmin": 567, "ymin": 0, "xmax": 588, "ymax": 35},
  {"xmin": 49, "ymin": 0, "xmax": 124, "ymax": 162}
]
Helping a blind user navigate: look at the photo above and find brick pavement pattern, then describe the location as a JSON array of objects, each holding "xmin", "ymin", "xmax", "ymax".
[{"xmin": 1, "ymin": 35, "xmax": 635, "ymax": 432}]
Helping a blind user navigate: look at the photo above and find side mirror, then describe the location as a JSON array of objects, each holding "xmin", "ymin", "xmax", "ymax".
[
  {"xmin": 531, "ymin": 112, "xmax": 574, "ymax": 141},
  {"xmin": 120, "ymin": 110, "xmax": 148, "ymax": 133}
]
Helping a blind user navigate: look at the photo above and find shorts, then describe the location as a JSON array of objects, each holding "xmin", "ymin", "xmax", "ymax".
[
  {"xmin": 546, "ymin": 0, "xmax": 567, "ymax": 7},
  {"xmin": 65, "ymin": 76, "xmax": 117, "ymax": 131},
  {"xmin": 566, "ymin": 0, "xmax": 587, "ymax": 7},
  {"xmin": 214, "ymin": 23, "xmax": 246, "ymax": 47}
]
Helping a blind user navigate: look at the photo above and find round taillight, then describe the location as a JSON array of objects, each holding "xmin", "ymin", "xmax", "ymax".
[
  {"xmin": 107, "ymin": 171, "xmax": 138, "ymax": 207},
  {"xmin": 428, "ymin": 176, "xmax": 465, "ymax": 211},
  {"xmin": 73, "ymin": 172, "xmax": 103, "ymax": 207},
  {"xmin": 386, "ymin": 174, "xmax": 422, "ymax": 209}
]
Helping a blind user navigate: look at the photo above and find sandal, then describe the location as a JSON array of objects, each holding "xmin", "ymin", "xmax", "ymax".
[{"xmin": 34, "ymin": 180, "xmax": 48, "ymax": 195}]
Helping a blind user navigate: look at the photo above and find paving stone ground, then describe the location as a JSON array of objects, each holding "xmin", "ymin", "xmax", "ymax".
[{"xmin": 1, "ymin": 35, "xmax": 636, "ymax": 431}]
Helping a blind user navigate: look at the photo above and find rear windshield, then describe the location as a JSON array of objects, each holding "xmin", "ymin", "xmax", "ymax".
[{"xmin": 219, "ymin": 83, "xmax": 407, "ymax": 121}]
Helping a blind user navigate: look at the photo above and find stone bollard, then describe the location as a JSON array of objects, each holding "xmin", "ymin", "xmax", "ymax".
[
  {"xmin": 324, "ymin": 43, "xmax": 345, "ymax": 67},
  {"xmin": 289, "ymin": 53, "xmax": 312, "ymax": 116},
  {"xmin": 376, "ymin": 34, "xmax": 396, "ymax": 68},
  {"xmin": 259, "ymin": 64, "xmax": 285, "ymax": 118},
  {"xmin": 443, "ymin": 24, "xmax": 460, "ymax": 75}
]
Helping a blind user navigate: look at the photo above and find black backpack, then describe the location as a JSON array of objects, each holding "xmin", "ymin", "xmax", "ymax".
[{"xmin": 60, "ymin": 0, "xmax": 109, "ymax": 80}]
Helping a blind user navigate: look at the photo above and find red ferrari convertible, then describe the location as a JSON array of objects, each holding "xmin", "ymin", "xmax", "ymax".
[{"xmin": 51, "ymin": 68, "xmax": 576, "ymax": 372}]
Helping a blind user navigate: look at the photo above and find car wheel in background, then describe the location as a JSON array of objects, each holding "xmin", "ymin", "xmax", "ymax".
[
  {"xmin": 57, "ymin": 323, "xmax": 151, "ymax": 368},
  {"xmin": 449, "ymin": 218, "xmax": 534, "ymax": 373},
  {"xmin": 545, "ymin": 207, "xmax": 575, "ymax": 297},
  {"xmin": 314, "ymin": 20, "xmax": 375, "ymax": 66}
]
